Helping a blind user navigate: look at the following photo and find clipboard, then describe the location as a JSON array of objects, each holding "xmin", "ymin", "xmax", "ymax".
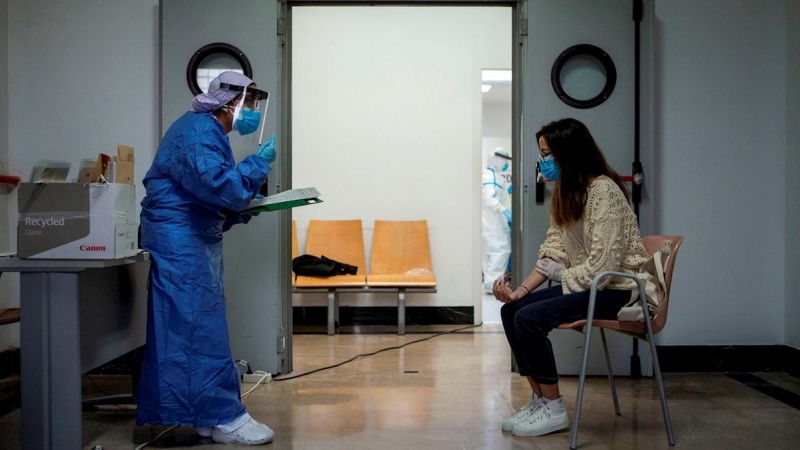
[{"xmin": 242, "ymin": 187, "xmax": 323, "ymax": 213}]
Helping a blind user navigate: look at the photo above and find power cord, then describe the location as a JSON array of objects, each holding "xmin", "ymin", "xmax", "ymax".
[
  {"xmin": 133, "ymin": 425, "xmax": 179, "ymax": 450},
  {"xmin": 84, "ymin": 373, "xmax": 114, "ymax": 397},
  {"xmin": 131, "ymin": 324, "xmax": 480, "ymax": 448},
  {"xmin": 272, "ymin": 324, "xmax": 481, "ymax": 382}
]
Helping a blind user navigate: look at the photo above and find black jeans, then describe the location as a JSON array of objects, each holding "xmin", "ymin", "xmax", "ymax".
[{"xmin": 500, "ymin": 285, "xmax": 631, "ymax": 385}]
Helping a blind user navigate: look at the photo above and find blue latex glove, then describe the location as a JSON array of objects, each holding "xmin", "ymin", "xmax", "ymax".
[
  {"xmin": 256, "ymin": 133, "xmax": 276, "ymax": 163},
  {"xmin": 503, "ymin": 209, "xmax": 512, "ymax": 228},
  {"xmin": 255, "ymin": 194, "xmax": 264, "ymax": 200}
]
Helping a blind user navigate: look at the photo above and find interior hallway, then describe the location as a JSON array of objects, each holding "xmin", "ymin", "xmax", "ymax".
[{"xmin": 1, "ymin": 324, "xmax": 798, "ymax": 449}]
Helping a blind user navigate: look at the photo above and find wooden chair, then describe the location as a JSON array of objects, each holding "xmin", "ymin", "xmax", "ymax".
[
  {"xmin": 558, "ymin": 235, "xmax": 683, "ymax": 449},
  {"xmin": 291, "ymin": 220, "xmax": 298, "ymax": 287},
  {"xmin": 367, "ymin": 220, "xmax": 437, "ymax": 334},
  {"xmin": 294, "ymin": 220, "xmax": 367, "ymax": 335}
]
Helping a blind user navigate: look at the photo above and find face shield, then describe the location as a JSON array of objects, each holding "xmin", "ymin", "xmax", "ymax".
[{"xmin": 220, "ymin": 83, "xmax": 270, "ymax": 141}]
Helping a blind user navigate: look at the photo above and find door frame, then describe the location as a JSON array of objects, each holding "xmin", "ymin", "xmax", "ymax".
[{"xmin": 279, "ymin": 0, "xmax": 526, "ymax": 333}]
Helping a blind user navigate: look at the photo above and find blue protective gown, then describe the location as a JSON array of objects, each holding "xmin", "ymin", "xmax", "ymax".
[{"xmin": 136, "ymin": 111, "xmax": 269, "ymax": 427}]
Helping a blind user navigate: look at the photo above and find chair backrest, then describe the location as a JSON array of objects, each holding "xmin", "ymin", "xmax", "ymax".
[
  {"xmin": 292, "ymin": 220, "xmax": 298, "ymax": 259},
  {"xmin": 641, "ymin": 235, "xmax": 683, "ymax": 334},
  {"xmin": 304, "ymin": 220, "xmax": 366, "ymax": 273},
  {"xmin": 369, "ymin": 220, "xmax": 433, "ymax": 275}
]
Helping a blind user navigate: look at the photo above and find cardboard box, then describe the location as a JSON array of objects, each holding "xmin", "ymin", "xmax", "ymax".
[
  {"xmin": 84, "ymin": 145, "xmax": 135, "ymax": 184},
  {"xmin": 17, "ymin": 182, "xmax": 138, "ymax": 259}
]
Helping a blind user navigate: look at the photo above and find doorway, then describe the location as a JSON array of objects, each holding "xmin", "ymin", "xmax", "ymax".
[
  {"xmin": 480, "ymin": 69, "xmax": 512, "ymax": 323},
  {"xmin": 290, "ymin": 6, "xmax": 513, "ymax": 327}
]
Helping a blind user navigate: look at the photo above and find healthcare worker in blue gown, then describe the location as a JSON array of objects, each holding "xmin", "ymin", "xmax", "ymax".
[{"xmin": 137, "ymin": 71, "xmax": 276, "ymax": 446}]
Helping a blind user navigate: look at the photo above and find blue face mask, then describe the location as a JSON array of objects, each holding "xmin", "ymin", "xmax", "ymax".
[
  {"xmin": 233, "ymin": 108, "xmax": 261, "ymax": 135},
  {"xmin": 539, "ymin": 155, "xmax": 560, "ymax": 181}
]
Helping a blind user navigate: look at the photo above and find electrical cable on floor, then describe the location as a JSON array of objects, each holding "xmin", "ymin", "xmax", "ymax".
[
  {"xmin": 241, "ymin": 372, "xmax": 270, "ymax": 399},
  {"xmin": 131, "ymin": 324, "xmax": 480, "ymax": 449},
  {"xmin": 133, "ymin": 425, "xmax": 179, "ymax": 450},
  {"xmin": 84, "ymin": 373, "xmax": 114, "ymax": 397},
  {"xmin": 272, "ymin": 324, "xmax": 482, "ymax": 382}
]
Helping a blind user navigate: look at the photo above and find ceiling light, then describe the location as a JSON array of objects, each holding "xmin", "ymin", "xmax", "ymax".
[
  {"xmin": 481, "ymin": 84, "xmax": 492, "ymax": 93},
  {"xmin": 482, "ymin": 69, "xmax": 512, "ymax": 83}
]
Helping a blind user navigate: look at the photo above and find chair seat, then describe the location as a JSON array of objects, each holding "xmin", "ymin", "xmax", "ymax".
[
  {"xmin": 366, "ymin": 274, "xmax": 436, "ymax": 287},
  {"xmin": 557, "ymin": 318, "xmax": 649, "ymax": 339},
  {"xmin": 0, "ymin": 308, "xmax": 21, "ymax": 326},
  {"xmin": 295, "ymin": 275, "xmax": 366, "ymax": 288}
]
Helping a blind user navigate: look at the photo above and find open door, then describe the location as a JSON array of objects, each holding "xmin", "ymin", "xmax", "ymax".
[
  {"xmin": 160, "ymin": 0, "xmax": 291, "ymax": 375},
  {"xmin": 517, "ymin": 0, "xmax": 654, "ymax": 376}
]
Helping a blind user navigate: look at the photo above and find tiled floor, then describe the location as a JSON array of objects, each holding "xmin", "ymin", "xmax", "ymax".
[{"xmin": 1, "ymin": 324, "xmax": 799, "ymax": 449}]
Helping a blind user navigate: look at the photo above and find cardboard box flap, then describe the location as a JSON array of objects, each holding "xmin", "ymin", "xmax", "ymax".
[{"xmin": 115, "ymin": 145, "xmax": 135, "ymax": 184}]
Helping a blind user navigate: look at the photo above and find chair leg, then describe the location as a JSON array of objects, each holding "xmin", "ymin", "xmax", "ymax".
[
  {"xmin": 571, "ymin": 301, "xmax": 598, "ymax": 450},
  {"xmin": 600, "ymin": 329, "xmax": 621, "ymax": 416},
  {"xmin": 397, "ymin": 289, "xmax": 406, "ymax": 336},
  {"xmin": 647, "ymin": 335, "xmax": 675, "ymax": 445},
  {"xmin": 638, "ymin": 290, "xmax": 675, "ymax": 445},
  {"xmin": 327, "ymin": 290, "xmax": 336, "ymax": 336}
]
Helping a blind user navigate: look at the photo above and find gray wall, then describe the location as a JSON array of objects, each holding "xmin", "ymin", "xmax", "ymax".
[
  {"xmin": 1, "ymin": 0, "xmax": 798, "ymax": 350},
  {"xmin": 654, "ymin": 1, "xmax": 787, "ymax": 344},
  {"xmin": 2, "ymin": 0, "xmax": 159, "ymax": 348},
  {"xmin": 786, "ymin": 0, "xmax": 800, "ymax": 350},
  {"xmin": 0, "ymin": 1, "xmax": 12, "ymax": 348}
]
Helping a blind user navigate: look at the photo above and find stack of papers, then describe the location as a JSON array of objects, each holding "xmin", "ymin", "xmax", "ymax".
[{"xmin": 243, "ymin": 187, "xmax": 323, "ymax": 213}]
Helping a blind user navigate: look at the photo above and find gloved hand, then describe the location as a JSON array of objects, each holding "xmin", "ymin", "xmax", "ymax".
[
  {"xmin": 256, "ymin": 133, "xmax": 276, "ymax": 163},
  {"xmin": 503, "ymin": 209, "xmax": 512, "ymax": 228},
  {"xmin": 255, "ymin": 194, "xmax": 264, "ymax": 200},
  {"xmin": 535, "ymin": 257, "xmax": 565, "ymax": 282}
]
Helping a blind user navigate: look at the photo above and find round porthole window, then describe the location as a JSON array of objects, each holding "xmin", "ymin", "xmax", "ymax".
[
  {"xmin": 551, "ymin": 44, "xmax": 616, "ymax": 109},
  {"xmin": 186, "ymin": 43, "xmax": 253, "ymax": 96}
]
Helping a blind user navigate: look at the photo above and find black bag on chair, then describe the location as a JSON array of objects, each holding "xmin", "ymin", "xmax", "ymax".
[{"xmin": 292, "ymin": 254, "xmax": 358, "ymax": 277}]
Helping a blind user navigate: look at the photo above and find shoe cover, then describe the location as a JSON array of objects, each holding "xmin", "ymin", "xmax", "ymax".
[{"xmin": 212, "ymin": 418, "xmax": 275, "ymax": 445}]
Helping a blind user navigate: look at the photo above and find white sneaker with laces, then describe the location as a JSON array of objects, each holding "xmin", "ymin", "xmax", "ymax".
[
  {"xmin": 511, "ymin": 396, "xmax": 570, "ymax": 437},
  {"xmin": 211, "ymin": 418, "xmax": 275, "ymax": 445},
  {"xmin": 502, "ymin": 394, "xmax": 543, "ymax": 431}
]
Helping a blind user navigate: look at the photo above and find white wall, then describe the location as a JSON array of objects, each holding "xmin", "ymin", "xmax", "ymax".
[
  {"xmin": 654, "ymin": 1, "xmax": 787, "ymax": 344},
  {"xmin": 786, "ymin": 0, "xmax": 800, "ymax": 350},
  {"xmin": 482, "ymin": 101, "xmax": 512, "ymax": 164},
  {"xmin": 292, "ymin": 7, "xmax": 511, "ymax": 313},
  {"xmin": 1, "ymin": 0, "xmax": 159, "ymax": 348}
]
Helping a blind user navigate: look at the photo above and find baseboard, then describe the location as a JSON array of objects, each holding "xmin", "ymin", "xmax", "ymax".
[
  {"xmin": 657, "ymin": 345, "xmax": 798, "ymax": 375},
  {"xmin": 293, "ymin": 306, "xmax": 474, "ymax": 326}
]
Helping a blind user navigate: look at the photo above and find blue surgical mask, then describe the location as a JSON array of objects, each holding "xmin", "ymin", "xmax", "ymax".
[
  {"xmin": 233, "ymin": 108, "xmax": 261, "ymax": 135},
  {"xmin": 539, "ymin": 155, "xmax": 560, "ymax": 181}
]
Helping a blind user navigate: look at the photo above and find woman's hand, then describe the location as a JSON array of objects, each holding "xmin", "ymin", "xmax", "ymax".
[{"xmin": 492, "ymin": 278, "xmax": 523, "ymax": 304}]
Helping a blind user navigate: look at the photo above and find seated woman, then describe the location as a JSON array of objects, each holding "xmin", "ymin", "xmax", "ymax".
[{"xmin": 493, "ymin": 118, "xmax": 648, "ymax": 437}]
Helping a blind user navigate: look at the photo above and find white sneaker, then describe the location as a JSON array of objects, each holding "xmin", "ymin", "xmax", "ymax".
[
  {"xmin": 211, "ymin": 418, "xmax": 275, "ymax": 445},
  {"xmin": 195, "ymin": 427, "xmax": 212, "ymax": 438},
  {"xmin": 511, "ymin": 396, "xmax": 570, "ymax": 437},
  {"xmin": 502, "ymin": 394, "xmax": 543, "ymax": 431}
]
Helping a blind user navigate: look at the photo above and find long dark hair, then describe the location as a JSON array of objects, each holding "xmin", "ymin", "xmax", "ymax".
[{"xmin": 535, "ymin": 118, "xmax": 628, "ymax": 226}]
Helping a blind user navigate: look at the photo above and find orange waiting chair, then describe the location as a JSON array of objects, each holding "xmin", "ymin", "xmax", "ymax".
[
  {"xmin": 558, "ymin": 235, "xmax": 683, "ymax": 449},
  {"xmin": 366, "ymin": 220, "xmax": 437, "ymax": 335},
  {"xmin": 293, "ymin": 220, "xmax": 367, "ymax": 335},
  {"xmin": 291, "ymin": 221, "xmax": 298, "ymax": 287}
]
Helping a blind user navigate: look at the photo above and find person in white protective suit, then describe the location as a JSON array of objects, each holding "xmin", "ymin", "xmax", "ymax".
[{"xmin": 482, "ymin": 148, "xmax": 513, "ymax": 293}]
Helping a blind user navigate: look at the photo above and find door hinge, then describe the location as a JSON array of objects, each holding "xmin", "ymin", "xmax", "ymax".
[
  {"xmin": 276, "ymin": 326, "xmax": 286, "ymax": 354},
  {"xmin": 278, "ymin": 17, "xmax": 286, "ymax": 36},
  {"xmin": 520, "ymin": 19, "xmax": 528, "ymax": 36}
]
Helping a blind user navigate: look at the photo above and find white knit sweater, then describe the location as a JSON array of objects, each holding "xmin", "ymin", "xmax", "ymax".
[{"xmin": 538, "ymin": 176, "xmax": 649, "ymax": 294}]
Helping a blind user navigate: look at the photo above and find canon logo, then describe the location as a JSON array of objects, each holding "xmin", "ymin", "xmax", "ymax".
[{"xmin": 79, "ymin": 245, "xmax": 106, "ymax": 252}]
